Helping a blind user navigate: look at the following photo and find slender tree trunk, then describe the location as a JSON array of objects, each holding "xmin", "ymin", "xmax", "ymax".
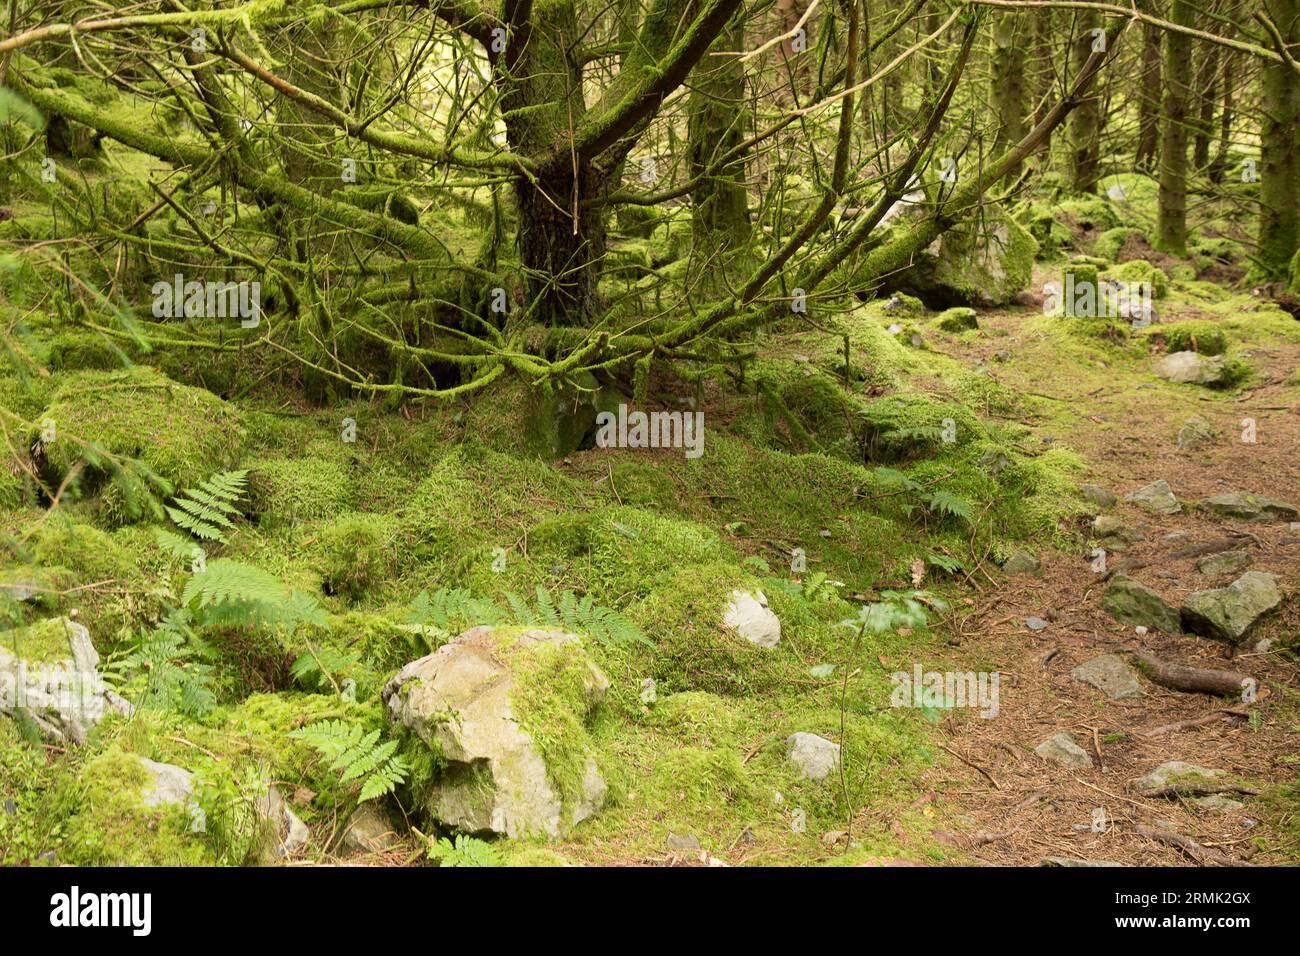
[
  {"xmin": 1155, "ymin": 0, "xmax": 1193, "ymax": 255},
  {"xmin": 1069, "ymin": 5, "xmax": 1103, "ymax": 192},
  {"xmin": 1135, "ymin": 17, "xmax": 1162, "ymax": 169},
  {"xmin": 991, "ymin": 11, "xmax": 1028, "ymax": 180},
  {"xmin": 1192, "ymin": 31, "xmax": 1220, "ymax": 169},
  {"xmin": 689, "ymin": 16, "xmax": 751, "ymax": 288},
  {"xmin": 1208, "ymin": 43, "xmax": 1235, "ymax": 183},
  {"xmin": 1256, "ymin": 0, "xmax": 1300, "ymax": 281}
]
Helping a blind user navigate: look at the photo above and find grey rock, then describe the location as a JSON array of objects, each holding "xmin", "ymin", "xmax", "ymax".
[
  {"xmin": 1176, "ymin": 416, "xmax": 1217, "ymax": 450},
  {"xmin": 1133, "ymin": 761, "xmax": 1223, "ymax": 797},
  {"xmin": 1034, "ymin": 732, "xmax": 1093, "ymax": 769},
  {"xmin": 1102, "ymin": 575, "xmax": 1180, "ymax": 633},
  {"xmin": 340, "ymin": 803, "xmax": 399, "ymax": 855},
  {"xmin": 383, "ymin": 626, "xmax": 609, "ymax": 841},
  {"xmin": 257, "ymin": 786, "xmax": 310, "ymax": 859},
  {"xmin": 724, "ymin": 590, "xmax": 781, "ymax": 648},
  {"xmin": 1093, "ymin": 514, "xmax": 1144, "ymax": 547},
  {"xmin": 1026, "ymin": 616, "xmax": 1049, "ymax": 631},
  {"xmin": 1071, "ymin": 653, "xmax": 1144, "ymax": 700},
  {"xmin": 0, "ymin": 617, "xmax": 133, "ymax": 744},
  {"xmin": 1003, "ymin": 549, "xmax": 1041, "ymax": 576},
  {"xmin": 1195, "ymin": 550, "xmax": 1252, "ymax": 577},
  {"xmin": 1181, "ymin": 571, "xmax": 1282, "ymax": 644},
  {"xmin": 666, "ymin": 832, "xmax": 701, "ymax": 853},
  {"xmin": 1125, "ymin": 480, "xmax": 1182, "ymax": 515},
  {"xmin": 1154, "ymin": 351, "xmax": 1225, "ymax": 386},
  {"xmin": 1202, "ymin": 491, "xmax": 1298, "ymax": 523},
  {"xmin": 785, "ymin": 732, "xmax": 841, "ymax": 781},
  {"xmin": 1190, "ymin": 794, "xmax": 1244, "ymax": 813},
  {"xmin": 1080, "ymin": 484, "xmax": 1118, "ymax": 509}
]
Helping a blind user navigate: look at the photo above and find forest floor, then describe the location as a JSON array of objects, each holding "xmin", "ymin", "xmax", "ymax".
[{"xmin": 897, "ymin": 265, "xmax": 1300, "ymax": 866}]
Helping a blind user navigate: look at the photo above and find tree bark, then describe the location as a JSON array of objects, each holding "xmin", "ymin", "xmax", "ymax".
[
  {"xmin": 1256, "ymin": 0, "xmax": 1300, "ymax": 281},
  {"xmin": 991, "ymin": 11, "xmax": 1028, "ymax": 181},
  {"xmin": 1135, "ymin": 17, "xmax": 1162, "ymax": 170},
  {"xmin": 1156, "ymin": 0, "xmax": 1193, "ymax": 255},
  {"xmin": 1069, "ymin": 4, "xmax": 1103, "ymax": 192}
]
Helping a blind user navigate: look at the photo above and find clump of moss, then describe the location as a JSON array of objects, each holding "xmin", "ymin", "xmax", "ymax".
[
  {"xmin": 935, "ymin": 307, "xmax": 978, "ymax": 332},
  {"xmin": 0, "ymin": 616, "xmax": 83, "ymax": 663},
  {"xmin": 646, "ymin": 691, "xmax": 744, "ymax": 747},
  {"xmin": 246, "ymin": 455, "xmax": 355, "ymax": 525},
  {"xmin": 1149, "ymin": 320, "xmax": 1228, "ymax": 356},
  {"xmin": 1106, "ymin": 259, "xmax": 1168, "ymax": 299},
  {"xmin": 1093, "ymin": 226, "xmax": 1144, "ymax": 262},
  {"xmin": 1056, "ymin": 195, "xmax": 1120, "ymax": 232},
  {"xmin": 26, "ymin": 514, "xmax": 134, "ymax": 582},
  {"xmin": 609, "ymin": 461, "xmax": 677, "ymax": 510},
  {"xmin": 60, "ymin": 749, "xmax": 214, "ymax": 866},
  {"xmin": 35, "ymin": 366, "xmax": 244, "ymax": 513},
  {"xmin": 317, "ymin": 513, "xmax": 394, "ymax": 603}
]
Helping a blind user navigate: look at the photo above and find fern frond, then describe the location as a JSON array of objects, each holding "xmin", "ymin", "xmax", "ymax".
[
  {"xmin": 925, "ymin": 490, "xmax": 976, "ymax": 526},
  {"xmin": 288, "ymin": 719, "xmax": 408, "ymax": 802},
  {"xmin": 165, "ymin": 469, "xmax": 248, "ymax": 543}
]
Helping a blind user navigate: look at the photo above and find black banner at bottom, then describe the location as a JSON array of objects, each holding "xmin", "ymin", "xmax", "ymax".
[{"xmin": 0, "ymin": 864, "xmax": 1281, "ymax": 942}]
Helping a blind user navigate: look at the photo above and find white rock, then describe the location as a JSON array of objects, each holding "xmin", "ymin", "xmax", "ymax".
[{"xmin": 724, "ymin": 590, "xmax": 781, "ymax": 648}]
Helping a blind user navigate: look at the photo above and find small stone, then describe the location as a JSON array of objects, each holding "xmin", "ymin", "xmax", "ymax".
[
  {"xmin": 1034, "ymin": 732, "xmax": 1093, "ymax": 769},
  {"xmin": 1176, "ymin": 415, "xmax": 1217, "ymax": 450},
  {"xmin": 1190, "ymin": 794, "xmax": 1244, "ymax": 813},
  {"xmin": 785, "ymin": 732, "xmax": 841, "ymax": 781},
  {"xmin": 1181, "ymin": 571, "xmax": 1282, "ymax": 644},
  {"xmin": 724, "ymin": 590, "xmax": 782, "ymax": 648},
  {"xmin": 1202, "ymin": 491, "xmax": 1298, "ymax": 523},
  {"xmin": 738, "ymin": 826, "xmax": 757, "ymax": 845},
  {"xmin": 1102, "ymin": 575, "xmax": 1180, "ymax": 633},
  {"xmin": 1041, "ymin": 857, "xmax": 1124, "ymax": 867},
  {"xmin": 2, "ymin": 799, "xmax": 15, "ymax": 815},
  {"xmin": 1194, "ymin": 550, "xmax": 1252, "ymax": 577},
  {"xmin": 1002, "ymin": 550, "xmax": 1041, "ymax": 576},
  {"xmin": 1071, "ymin": 653, "xmax": 1144, "ymax": 700},
  {"xmin": 1125, "ymin": 480, "xmax": 1182, "ymax": 515},
  {"xmin": 1025, "ymin": 616, "xmax": 1049, "ymax": 631},
  {"xmin": 340, "ymin": 803, "xmax": 399, "ymax": 855},
  {"xmin": 1133, "ymin": 761, "xmax": 1224, "ymax": 797},
  {"xmin": 639, "ymin": 677, "xmax": 657, "ymax": 705},
  {"xmin": 1092, "ymin": 514, "xmax": 1144, "ymax": 547},
  {"xmin": 1080, "ymin": 484, "xmax": 1117, "ymax": 509},
  {"xmin": 666, "ymin": 832, "xmax": 701, "ymax": 853},
  {"xmin": 1154, "ymin": 351, "xmax": 1225, "ymax": 386},
  {"xmin": 993, "ymin": 349, "xmax": 1011, "ymax": 363}
]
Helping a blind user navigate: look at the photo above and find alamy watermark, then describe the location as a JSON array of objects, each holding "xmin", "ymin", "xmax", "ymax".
[
  {"xmin": 594, "ymin": 404, "xmax": 705, "ymax": 459},
  {"xmin": 890, "ymin": 663, "xmax": 1000, "ymax": 718},
  {"xmin": 151, "ymin": 274, "xmax": 260, "ymax": 327}
]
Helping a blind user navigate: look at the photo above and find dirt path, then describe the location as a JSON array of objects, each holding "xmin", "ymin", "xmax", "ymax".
[{"xmin": 918, "ymin": 291, "xmax": 1300, "ymax": 866}]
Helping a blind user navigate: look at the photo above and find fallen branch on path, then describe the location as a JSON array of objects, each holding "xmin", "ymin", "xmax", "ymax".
[{"xmin": 1132, "ymin": 649, "xmax": 1257, "ymax": 698}]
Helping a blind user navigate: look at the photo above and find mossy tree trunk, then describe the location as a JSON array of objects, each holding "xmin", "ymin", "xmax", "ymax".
[
  {"xmin": 501, "ymin": 0, "xmax": 605, "ymax": 325},
  {"xmin": 990, "ymin": 11, "xmax": 1028, "ymax": 182},
  {"xmin": 1192, "ymin": 21, "xmax": 1220, "ymax": 170},
  {"xmin": 1256, "ymin": 0, "xmax": 1300, "ymax": 280},
  {"xmin": 1135, "ymin": 18, "xmax": 1162, "ymax": 170},
  {"xmin": 688, "ymin": 15, "xmax": 752, "ymax": 290},
  {"xmin": 1155, "ymin": 0, "xmax": 1193, "ymax": 256},
  {"xmin": 1069, "ymin": 4, "xmax": 1103, "ymax": 192},
  {"xmin": 1208, "ymin": 35, "xmax": 1236, "ymax": 183}
]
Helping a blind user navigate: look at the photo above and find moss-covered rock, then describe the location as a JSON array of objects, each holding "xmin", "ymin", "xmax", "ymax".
[
  {"xmin": 247, "ymin": 455, "xmax": 355, "ymax": 525},
  {"xmin": 1148, "ymin": 320, "xmax": 1228, "ymax": 356},
  {"xmin": 899, "ymin": 205, "xmax": 1037, "ymax": 307},
  {"xmin": 35, "ymin": 367, "xmax": 244, "ymax": 518},
  {"xmin": 317, "ymin": 512, "xmax": 395, "ymax": 603},
  {"xmin": 935, "ymin": 307, "xmax": 979, "ymax": 332}
]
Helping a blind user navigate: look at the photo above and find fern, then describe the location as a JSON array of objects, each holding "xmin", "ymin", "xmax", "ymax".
[
  {"xmin": 426, "ymin": 834, "xmax": 502, "ymax": 867},
  {"xmin": 868, "ymin": 467, "xmax": 921, "ymax": 493},
  {"xmin": 290, "ymin": 646, "xmax": 360, "ymax": 692},
  {"xmin": 119, "ymin": 610, "xmax": 217, "ymax": 717},
  {"xmin": 288, "ymin": 720, "xmax": 409, "ymax": 802},
  {"xmin": 182, "ymin": 558, "xmax": 327, "ymax": 631},
  {"xmin": 503, "ymin": 586, "xmax": 650, "ymax": 647},
  {"xmin": 406, "ymin": 588, "xmax": 506, "ymax": 631},
  {"xmin": 165, "ymin": 469, "xmax": 248, "ymax": 543},
  {"xmin": 925, "ymin": 489, "xmax": 976, "ymax": 527}
]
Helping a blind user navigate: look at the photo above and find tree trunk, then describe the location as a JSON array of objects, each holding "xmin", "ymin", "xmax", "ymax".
[
  {"xmin": 991, "ymin": 11, "xmax": 1028, "ymax": 181},
  {"xmin": 1208, "ymin": 41, "xmax": 1235, "ymax": 183},
  {"xmin": 502, "ymin": 0, "xmax": 607, "ymax": 325},
  {"xmin": 1135, "ymin": 18, "xmax": 1162, "ymax": 169},
  {"xmin": 1256, "ymin": 0, "xmax": 1300, "ymax": 281},
  {"xmin": 1155, "ymin": 0, "xmax": 1193, "ymax": 255},
  {"xmin": 1192, "ymin": 32, "xmax": 1220, "ymax": 169},
  {"xmin": 689, "ymin": 16, "xmax": 752, "ymax": 289},
  {"xmin": 1069, "ymin": 5, "xmax": 1102, "ymax": 192}
]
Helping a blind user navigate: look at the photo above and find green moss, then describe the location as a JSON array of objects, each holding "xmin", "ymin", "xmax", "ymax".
[
  {"xmin": 935, "ymin": 307, "xmax": 979, "ymax": 332},
  {"xmin": 1148, "ymin": 320, "xmax": 1228, "ymax": 356},
  {"xmin": 499, "ymin": 631, "xmax": 604, "ymax": 815},
  {"xmin": 60, "ymin": 749, "xmax": 213, "ymax": 866},
  {"xmin": 608, "ymin": 461, "xmax": 677, "ymax": 510},
  {"xmin": 1093, "ymin": 227, "xmax": 1144, "ymax": 261},
  {"xmin": 0, "ymin": 616, "xmax": 83, "ymax": 663},
  {"xmin": 317, "ymin": 512, "xmax": 395, "ymax": 603},
  {"xmin": 1056, "ymin": 195, "xmax": 1120, "ymax": 231},
  {"xmin": 27, "ymin": 514, "xmax": 134, "ymax": 582},
  {"xmin": 36, "ymin": 366, "xmax": 244, "ymax": 506},
  {"xmin": 646, "ymin": 691, "xmax": 744, "ymax": 747},
  {"xmin": 1106, "ymin": 259, "xmax": 1168, "ymax": 299},
  {"xmin": 246, "ymin": 455, "xmax": 355, "ymax": 525}
]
